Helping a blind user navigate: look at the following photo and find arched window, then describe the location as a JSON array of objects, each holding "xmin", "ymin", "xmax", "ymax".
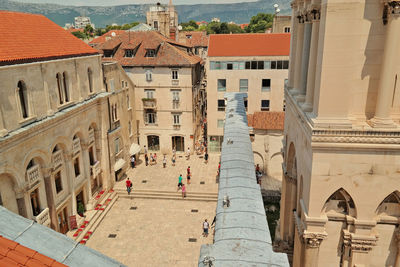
[
  {"xmin": 56, "ymin": 73, "xmax": 64, "ymax": 104},
  {"xmin": 88, "ymin": 68, "xmax": 93, "ymax": 93},
  {"xmin": 17, "ymin": 81, "xmax": 29, "ymax": 118},
  {"xmin": 62, "ymin": 72, "xmax": 69, "ymax": 102}
]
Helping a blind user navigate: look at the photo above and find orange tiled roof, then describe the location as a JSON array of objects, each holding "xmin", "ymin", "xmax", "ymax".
[
  {"xmin": 0, "ymin": 235, "xmax": 67, "ymax": 267},
  {"xmin": 247, "ymin": 111, "xmax": 285, "ymax": 130},
  {"xmin": 208, "ymin": 33, "xmax": 290, "ymax": 57},
  {"xmin": 0, "ymin": 11, "xmax": 98, "ymax": 66},
  {"xmin": 178, "ymin": 31, "xmax": 209, "ymax": 48},
  {"xmin": 89, "ymin": 30, "xmax": 126, "ymax": 46},
  {"xmin": 99, "ymin": 31, "xmax": 202, "ymax": 67}
]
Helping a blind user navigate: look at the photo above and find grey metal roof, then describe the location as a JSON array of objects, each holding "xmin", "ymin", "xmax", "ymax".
[
  {"xmin": 0, "ymin": 206, "xmax": 126, "ymax": 267},
  {"xmin": 127, "ymin": 23, "xmax": 154, "ymax": 32},
  {"xmin": 198, "ymin": 93, "xmax": 289, "ymax": 267}
]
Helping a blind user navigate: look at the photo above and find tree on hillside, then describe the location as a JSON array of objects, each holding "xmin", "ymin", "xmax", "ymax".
[
  {"xmin": 245, "ymin": 13, "xmax": 274, "ymax": 33},
  {"xmin": 84, "ymin": 24, "xmax": 94, "ymax": 37},
  {"xmin": 180, "ymin": 20, "xmax": 199, "ymax": 31}
]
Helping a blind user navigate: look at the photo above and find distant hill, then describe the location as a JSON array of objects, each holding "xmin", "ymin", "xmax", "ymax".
[{"xmin": 0, "ymin": 0, "xmax": 290, "ymax": 27}]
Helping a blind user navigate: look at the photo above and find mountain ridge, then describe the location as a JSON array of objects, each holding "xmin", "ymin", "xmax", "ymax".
[{"xmin": 0, "ymin": 0, "xmax": 290, "ymax": 27}]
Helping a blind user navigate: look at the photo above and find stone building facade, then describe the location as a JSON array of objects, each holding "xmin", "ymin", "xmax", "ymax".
[
  {"xmin": 206, "ymin": 33, "xmax": 290, "ymax": 152},
  {"xmin": 146, "ymin": 0, "xmax": 179, "ymax": 41},
  {"xmin": 272, "ymin": 15, "xmax": 292, "ymax": 33},
  {"xmin": 0, "ymin": 12, "xmax": 137, "ymax": 234},
  {"xmin": 279, "ymin": 1, "xmax": 400, "ymax": 266},
  {"xmin": 98, "ymin": 31, "xmax": 205, "ymax": 154}
]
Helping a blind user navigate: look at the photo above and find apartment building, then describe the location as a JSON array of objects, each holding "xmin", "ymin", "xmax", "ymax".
[
  {"xmin": 0, "ymin": 11, "xmax": 136, "ymax": 234},
  {"xmin": 206, "ymin": 33, "xmax": 290, "ymax": 152},
  {"xmin": 98, "ymin": 30, "xmax": 205, "ymax": 154}
]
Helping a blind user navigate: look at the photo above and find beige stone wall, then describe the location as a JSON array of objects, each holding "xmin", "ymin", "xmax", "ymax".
[
  {"xmin": 146, "ymin": 11, "xmax": 170, "ymax": 39},
  {"xmin": 272, "ymin": 16, "xmax": 291, "ymax": 33},
  {"xmin": 206, "ymin": 56, "xmax": 288, "ymax": 139}
]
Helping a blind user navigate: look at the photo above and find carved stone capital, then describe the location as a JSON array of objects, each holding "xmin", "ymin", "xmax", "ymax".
[
  {"xmin": 302, "ymin": 231, "xmax": 328, "ymax": 248},
  {"xmin": 342, "ymin": 230, "xmax": 378, "ymax": 253},
  {"xmin": 387, "ymin": 1, "xmax": 400, "ymax": 14}
]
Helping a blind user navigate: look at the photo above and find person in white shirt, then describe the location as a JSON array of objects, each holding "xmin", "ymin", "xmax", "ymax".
[{"xmin": 202, "ymin": 219, "xmax": 209, "ymax": 237}]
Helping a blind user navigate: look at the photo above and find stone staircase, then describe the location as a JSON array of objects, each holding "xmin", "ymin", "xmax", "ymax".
[{"xmin": 114, "ymin": 188, "xmax": 218, "ymax": 202}]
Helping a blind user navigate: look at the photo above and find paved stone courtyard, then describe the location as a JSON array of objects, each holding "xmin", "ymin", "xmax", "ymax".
[{"xmin": 86, "ymin": 153, "xmax": 221, "ymax": 266}]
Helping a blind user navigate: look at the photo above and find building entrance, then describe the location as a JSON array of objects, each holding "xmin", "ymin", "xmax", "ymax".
[
  {"xmin": 57, "ymin": 207, "xmax": 69, "ymax": 234},
  {"xmin": 76, "ymin": 190, "xmax": 85, "ymax": 216},
  {"xmin": 172, "ymin": 136, "xmax": 184, "ymax": 152}
]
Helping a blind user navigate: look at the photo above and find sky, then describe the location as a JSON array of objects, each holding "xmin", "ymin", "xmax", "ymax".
[{"xmin": 10, "ymin": 0, "xmax": 259, "ymax": 6}]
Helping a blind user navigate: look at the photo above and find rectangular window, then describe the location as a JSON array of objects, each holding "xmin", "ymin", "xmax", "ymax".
[
  {"xmin": 257, "ymin": 61, "xmax": 264, "ymax": 69},
  {"xmin": 146, "ymin": 50, "xmax": 156, "ymax": 57},
  {"xmin": 227, "ymin": 63, "xmax": 233, "ymax": 70},
  {"xmin": 284, "ymin": 27, "xmax": 291, "ymax": 33},
  {"xmin": 239, "ymin": 62, "xmax": 245, "ymax": 70},
  {"xmin": 173, "ymin": 114, "xmax": 181, "ymax": 125},
  {"xmin": 261, "ymin": 100, "xmax": 270, "ymax": 111},
  {"xmin": 55, "ymin": 171, "xmax": 63, "ymax": 194},
  {"xmin": 172, "ymin": 90, "xmax": 180, "ymax": 109},
  {"xmin": 271, "ymin": 61, "xmax": 277, "ymax": 69},
  {"xmin": 145, "ymin": 69, "xmax": 152, "ymax": 81},
  {"xmin": 109, "ymin": 79, "xmax": 115, "ymax": 92},
  {"xmin": 251, "ymin": 61, "xmax": 257, "ymax": 69},
  {"xmin": 74, "ymin": 157, "xmax": 80, "ymax": 177},
  {"xmin": 217, "ymin": 79, "xmax": 226, "ymax": 91},
  {"xmin": 214, "ymin": 61, "xmax": 221, "ymax": 70},
  {"xmin": 262, "ymin": 79, "xmax": 271, "ymax": 91},
  {"xmin": 154, "ymin": 21, "xmax": 159, "ymax": 30},
  {"xmin": 283, "ymin": 60, "xmax": 289, "ymax": 69},
  {"xmin": 172, "ymin": 69, "xmax": 178, "ymax": 80},
  {"xmin": 217, "ymin": 119, "xmax": 224, "ymax": 128},
  {"xmin": 218, "ymin": 99, "xmax": 226, "ymax": 111},
  {"xmin": 264, "ymin": 61, "xmax": 271, "ymax": 69},
  {"xmin": 115, "ymin": 138, "xmax": 120, "ymax": 154},
  {"xmin": 145, "ymin": 89, "xmax": 155, "ymax": 99},
  {"xmin": 125, "ymin": 49, "xmax": 134, "ymax": 57},
  {"xmin": 146, "ymin": 112, "xmax": 156, "ymax": 124},
  {"xmin": 244, "ymin": 99, "xmax": 248, "ymax": 111},
  {"xmin": 245, "ymin": 61, "xmax": 251, "ymax": 69},
  {"xmin": 277, "ymin": 60, "xmax": 283, "ymax": 69},
  {"xmin": 239, "ymin": 79, "xmax": 248, "ymax": 92}
]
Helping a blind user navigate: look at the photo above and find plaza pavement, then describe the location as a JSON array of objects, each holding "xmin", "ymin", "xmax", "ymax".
[{"xmin": 86, "ymin": 153, "xmax": 220, "ymax": 267}]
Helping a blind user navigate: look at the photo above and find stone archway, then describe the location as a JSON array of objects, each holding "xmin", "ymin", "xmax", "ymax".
[{"xmin": 0, "ymin": 173, "xmax": 19, "ymax": 214}]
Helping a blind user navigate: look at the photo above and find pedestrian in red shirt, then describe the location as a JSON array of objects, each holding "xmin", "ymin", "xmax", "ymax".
[{"xmin": 126, "ymin": 178, "xmax": 132, "ymax": 195}]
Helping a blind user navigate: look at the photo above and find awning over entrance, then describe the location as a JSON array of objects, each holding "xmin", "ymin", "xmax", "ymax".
[
  {"xmin": 129, "ymin": 143, "xmax": 141, "ymax": 155},
  {"xmin": 114, "ymin": 158, "xmax": 126, "ymax": 172}
]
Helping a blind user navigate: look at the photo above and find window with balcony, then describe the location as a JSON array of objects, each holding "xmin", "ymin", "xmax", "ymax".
[
  {"xmin": 217, "ymin": 79, "xmax": 226, "ymax": 91},
  {"xmin": 261, "ymin": 100, "xmax": 270, "ymax": 111},
  {"xmin": 239, "ymin": 79, "xmax": 248, "ymax": 92},
  {"xmin": 74, "ymin": 157, "xmax": 80, "ymax": 177},
  {"xmin": 17, "ymin": 80, "xmax": 29, "ymax": 119},
  {"xmin": 218, "ymin": 99, "xmax": 226, "ymax": 111},
  {"xmin": 262, "ymin": 79, "xmax": 271, "ymax": 91},
  {"xmin": 217, "ymin": 119, "xmax": 224, "ymax": 128},
  {"xmin": 54, "ymin": 171, "xmax": 63, "ymax": 194}
]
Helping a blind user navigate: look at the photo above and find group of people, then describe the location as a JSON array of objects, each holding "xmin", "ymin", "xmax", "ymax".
[{"xmin": 177, "ymin": 166, "xmax": 192, "ymax": 198}]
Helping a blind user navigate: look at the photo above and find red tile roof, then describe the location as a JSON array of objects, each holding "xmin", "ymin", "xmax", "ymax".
[
  {"xmin": 0, "ymin": 11, "xmax": 98, "ymax": 66},
  {"xmin": 208, "ymin": 33, "xmax": 290, "ymax": 57},
  {"xmin": 99, "ymin": 31, "xmax": 202, "ymax": 67},
  {"xmin": 178, "ymin": 31, "xmax": 209, "ymax": 47},
  {"xmin": 247, "ymin": 112, "xmax": 285, "ymax": 130},
  {"xmin": 89, "ymin": 30, "xmax": 126, "ymax": 47},
  {"xmin": 0, "ymin": 236, "xmax": 67, "ymax": 267}
]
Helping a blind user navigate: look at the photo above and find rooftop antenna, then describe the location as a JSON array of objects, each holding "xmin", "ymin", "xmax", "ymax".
[{"xmin": 273, "ymin": 4, "xmax": 280, "ymax": 15}]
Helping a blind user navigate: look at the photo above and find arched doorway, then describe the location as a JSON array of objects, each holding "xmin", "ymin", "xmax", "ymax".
[{"xmin": 147, "ymin": 135, "xmax": 160, "ymax": 151}]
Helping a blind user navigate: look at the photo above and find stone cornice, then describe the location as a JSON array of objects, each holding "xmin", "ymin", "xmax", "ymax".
[
  {"xmin": 302, "ymin": 231, "xmax": 328, "ymax": 248},
  {"xmin": 311, "ymin": 129, "xmax": 400, "ymax": 145},
  {"xmin": 343, "ymin": 230, "xmax": 378, "ymax": 253}
]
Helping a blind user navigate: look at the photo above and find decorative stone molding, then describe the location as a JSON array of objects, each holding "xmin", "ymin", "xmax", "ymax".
[
  {"xmin": 342, "ymin": 230, "xmax": 378, "ymax": 253},
  {"xmin": 302, "ymin": 231, "xmax": 328, "ymax": 248},
  {"xmin": 311, "ymin": 129, "xmax": 400, "ymax": 145},
  {"xmin": 383, "ymin": 0, "xmax": 400, "ymax": 24}
]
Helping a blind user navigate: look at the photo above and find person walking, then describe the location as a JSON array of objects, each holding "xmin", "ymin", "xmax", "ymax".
[
  {"xmin": 204, "ymin": 151, "xmax": 209, "ymax": 164},
  {"xmin": 177, "ymin": 174, "xmax": 183, "ymax": 191},
  {"xmin": 187, "ymin": 172, "xmax": 191, "ymax": 184},
  {"xmin": 202, "ymin": 219, "xmax": 209, "ymax": 237},
  {"xmin": 181, "ymin": 184, "xmax": 186, "ymax": 198},
  {"xmin": 154, "ymin": 153, "xmax": 157, "ymax": 164},
  {"xmin": 187, "ymin": 166, "xmax": 191, "ymax": 176},
  {"xmin": 150, "ymin": 153, "xmax": 154, "ymax": 165},
  {"xmin": 126, "ymin": 178, "xmax": 132, "ymax": 195},
  {"xmin": 145, "ymin": 154, "xmax": 149, "ymax": 166},
  {"xmin": 144, "ymin": 145, "xmax": 148, "ymax": 155},
  {"xmin": 172, "ymin": 154, "xmax": 176, "ymax": 166},
  {"xmin": 163, "ymin": 156, "xmax": 167, "ymax": 168},
  {"xmin": 130, "ymin": 155, "xmax": 135, "ymax": 168},
  {"xmin": 186, "ymin": 147, "xmax": 190, "ymax": 160}
]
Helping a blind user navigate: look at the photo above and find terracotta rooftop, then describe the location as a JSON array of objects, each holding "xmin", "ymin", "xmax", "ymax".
[
  {"xmin": 0, "ymin": 235, "xmax": 66, "ymax": 267},
  {"xmin": 178, "ymin": 31, "xmax": 209, "ymax": 47},
  {"xmin": 98, "ymin": 31, "xmax": 202, "ymax": 67},
  {"xmin": 89, "ymin": 30, "xmax": 126, "ymax": 47},
  {"xmin": 0, "ymin": 11, "xmax": 98, "ymax": 66},
  {"xmin": 208, "ymin": 33, "xmax": 290, "ymax": 57},
  {"xmin": 247, "ymin": 111, "xmax": 285, "ymax": 130}
]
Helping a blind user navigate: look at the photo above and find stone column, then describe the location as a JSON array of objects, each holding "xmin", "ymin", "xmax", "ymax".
[
  {"xmin": 291, "ymin": 14, "xmax": 305, "ymax": 95},
  {"xmin": 288, "ymin": 2, "xmax": 299, "ymax": 89},
  {"xmin": 302, "ymin": 9, "xmax": 320, "ymax": 111},
  {"xmin": 296, "ymin": 15, "xmax": 313, "ymax": 102},
  {"xmin": 370, "ymin": 2, "xmax": 400, "ymax": 128},
  {"xmin": 15, "ymin": 189, "xmax": 28, "ymax": 218},
  {"xmin": 65, "ymin": 153, "xmax": 77, "ymax": 215},
  {"xmin": 43, "ymin": 168, "xmax": 57, "ymax": 231},
  {"xmin": 81, "ymin": 143, "xmax": 93, "ymax": 210},
  {"xmin": 301, "ymin": 232, "xmax": 327, "ymax": 267}
]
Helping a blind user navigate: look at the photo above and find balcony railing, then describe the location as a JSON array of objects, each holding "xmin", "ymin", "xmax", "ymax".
[
  {"xmin": 73, "ymin": 138, "xmax": 81, "ymax": 155},
  {"xmin": 34, "ymin": 208, "xmax": 50, "ymax": 227},
  {"xmin": 91, "ymin": 161, "xmax": 101, "ymax": 178},
  {"xmin": 52, "ymin": 150, "xmax": 63, "ymax": 169},
  {"xmin": 88, "ymin": 129, "xmax": 95, "ymax": 144},
  {"xmin": 142, "ymin": 98, "xmax": 157, "ymax": 109},
  {"xmin": 111, "ymin": 120, "xmax": 121, "ymax": 132},
  {"xmin": 26, "ymin": 165, "xmax": 41, "ymax": 187},
  {"xmin": 172, "ymin": 79, "xmax": 179, "ymax": 86}
]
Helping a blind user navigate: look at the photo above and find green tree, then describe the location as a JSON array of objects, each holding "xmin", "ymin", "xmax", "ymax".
[
  {"xmin": 84, "ymin": 24, "xmax": 94, "ymax": 36},
  {"xmin": 227, "ymin": 23, "xmax": 245, "ymax": 34},
  {"xmin": 180, "ymin": 20, "xmax": 199, "ymax": 31},
  {"xmin": 72, "ymin": 31, "xmax": 87, "ymax": 39},
  {"xmin": 246, "ymin": 13, "xmax": 274, "ymax": 33}
]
